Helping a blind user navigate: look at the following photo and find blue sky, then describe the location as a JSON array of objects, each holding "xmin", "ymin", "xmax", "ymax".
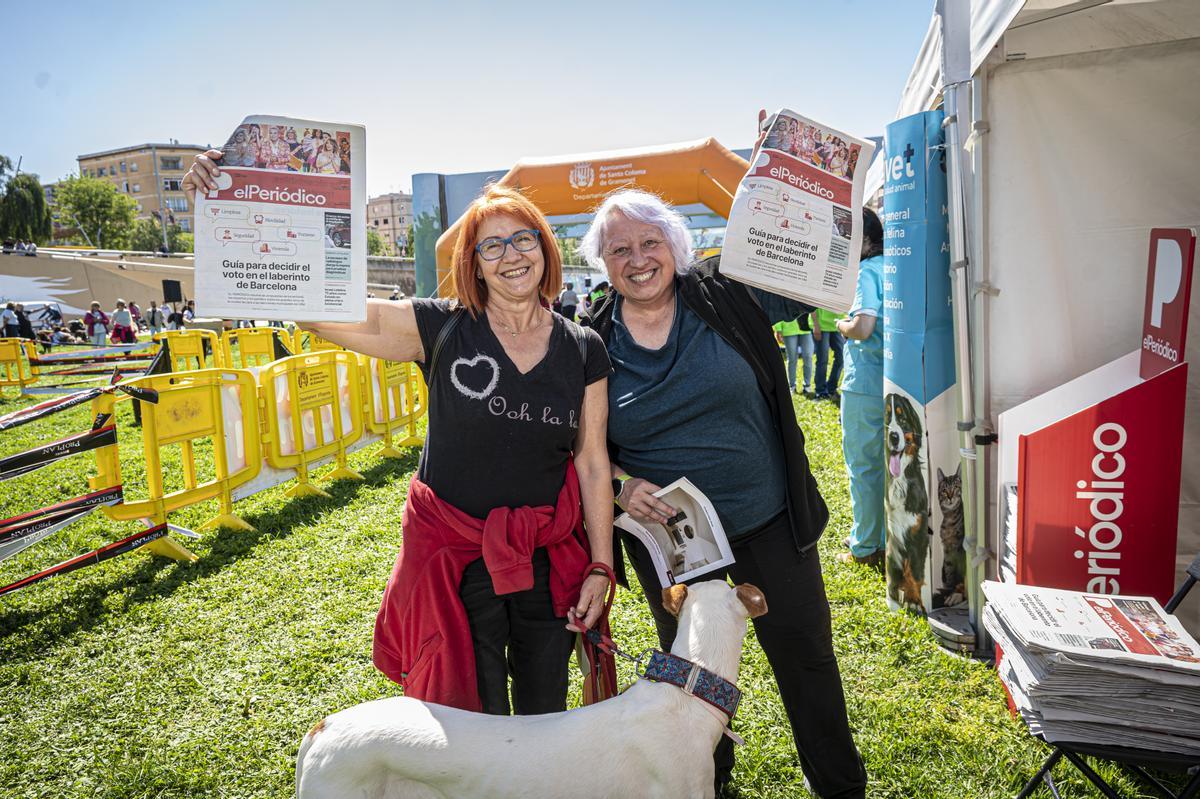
[{"xmin": 2, "ymin": 0, "xmax": 932, "ymax": 196}]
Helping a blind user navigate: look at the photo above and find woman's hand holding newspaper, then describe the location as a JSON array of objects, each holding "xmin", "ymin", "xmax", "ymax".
[{"xmin": 617, "ymin": 476, "xmax": 677, "ymax": 526}]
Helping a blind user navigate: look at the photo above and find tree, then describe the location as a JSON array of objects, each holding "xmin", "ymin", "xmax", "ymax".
[
  {"xmin": 0, "ymin": 172, "xmax": 52, "ymax": 243},
  {"xmin": 53, "ymin": 175, "xmax": 138, "ymax": 248},
  {"xmin": 367, "ymin": 227, "xmax": 389, "ymax": 256},
  {"xmin": 0, "ymin": 155, "xmax": 13, "ymax": 188},
  {"xmin": 126, "ymin": 218, "xmax": 193, "ymax": 253},
  {"xmin": 127, "ymin": 218, "xmax": 163, "ymax": 252}
]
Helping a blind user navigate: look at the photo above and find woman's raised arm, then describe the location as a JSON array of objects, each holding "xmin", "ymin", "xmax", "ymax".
[{"xmin": 304, "ymin": 299, "xmax": 425, "ymax": 363}]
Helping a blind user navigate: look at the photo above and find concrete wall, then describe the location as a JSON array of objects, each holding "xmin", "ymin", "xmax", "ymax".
[{"xmin": 367, "ymin": 257, "xmax": 415, "ymax": 295}]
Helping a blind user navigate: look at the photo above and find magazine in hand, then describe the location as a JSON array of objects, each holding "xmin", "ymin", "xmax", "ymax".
[
  {"xmin": 614, "ymin": 477, "xmax": 734, "ymax": 587},
  {"xmin": 194, "ymin": 114, "xmax": 367, "ymax": 322},
  {"xmin": 721, "ymin": 108, "xmax": 876, "ymax": 313}
]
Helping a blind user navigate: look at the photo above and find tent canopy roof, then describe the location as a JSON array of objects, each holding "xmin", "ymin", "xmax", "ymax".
[{"xmin": 866, "ymin": 0, "xmax": 1200, "ymax": 194}]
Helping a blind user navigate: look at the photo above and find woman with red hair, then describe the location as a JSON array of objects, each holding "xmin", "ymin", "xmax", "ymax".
[{"xmin": 185, "ymin": 159, "xmax": 616, "ymax": 716}]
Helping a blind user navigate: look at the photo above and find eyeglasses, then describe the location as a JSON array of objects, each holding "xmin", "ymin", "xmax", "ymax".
[{"xmin": 475, "ymin": 229, "xmax": 540, "ymax": 261}]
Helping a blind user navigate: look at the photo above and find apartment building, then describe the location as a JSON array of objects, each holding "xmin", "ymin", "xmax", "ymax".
[
  {"xmin": 77, "ymin": 141, "xmax": 207, "ymax": 232},
  {"xmin": 367, "ymin": 191, "xmax": 413, "ymax": 255}
]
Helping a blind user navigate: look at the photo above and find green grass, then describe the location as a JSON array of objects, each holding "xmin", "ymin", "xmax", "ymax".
[{"xmin": 0, "ymin": 389, "xmax": 1182, "ymax": 798}]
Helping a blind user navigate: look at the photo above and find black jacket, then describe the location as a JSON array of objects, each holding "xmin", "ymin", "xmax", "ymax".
[{"xmin": 590, "ymin": 255, "xmax": 829, "ymax": 563}]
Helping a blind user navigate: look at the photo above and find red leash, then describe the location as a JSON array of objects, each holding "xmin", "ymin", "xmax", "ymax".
[{"xmin": 569, "ymin": 561, "xmax": 619, "ymax": 705}]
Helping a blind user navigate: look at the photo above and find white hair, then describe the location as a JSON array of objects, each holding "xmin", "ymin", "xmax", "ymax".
[{"xmin": 579, "ymin": 189, "xmax": 693, "ymax": 275}]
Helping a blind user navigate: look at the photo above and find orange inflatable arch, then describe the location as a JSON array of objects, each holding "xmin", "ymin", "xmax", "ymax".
[{"xmin": 435, "ymin": 138, "xmax": 749, "ymax": 295}]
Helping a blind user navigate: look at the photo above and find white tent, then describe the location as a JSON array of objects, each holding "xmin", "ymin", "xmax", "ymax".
[{"xmin": 867, "ymin": 0, "xmax": 1200, "ymax": 638}]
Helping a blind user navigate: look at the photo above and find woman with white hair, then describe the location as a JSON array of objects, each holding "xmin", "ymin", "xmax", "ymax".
[{"xmin": 582, "ymin": 176, "xmax": 866, "ymax": 795}]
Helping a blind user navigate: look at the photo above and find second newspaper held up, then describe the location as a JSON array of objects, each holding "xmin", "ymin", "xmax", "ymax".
[{"xmin": 721, "ymin": 109, "xmax": 875, "ymax": 313}]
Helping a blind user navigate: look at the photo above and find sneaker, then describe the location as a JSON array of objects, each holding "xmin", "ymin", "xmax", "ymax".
[{"xmin": 836, "ymin": 549, "xmax": 884, "ymax": 572}]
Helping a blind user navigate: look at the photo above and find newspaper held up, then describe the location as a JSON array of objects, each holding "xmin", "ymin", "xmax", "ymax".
[
  {"xmin": 614, "ymin": 477, "xmax": 734, "ymax": 587},
  {"xmin": 194, "ymin": 115, "xmax": 367, "ymax": 322},
  {"xmin": 721, "ymin": 109, "xmax": 876, "ymax": 314}
]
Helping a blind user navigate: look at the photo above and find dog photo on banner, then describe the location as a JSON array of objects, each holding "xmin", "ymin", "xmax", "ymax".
[{"xmin": 881, "ymin": 109, "xmax": 967, "ymax": 633}]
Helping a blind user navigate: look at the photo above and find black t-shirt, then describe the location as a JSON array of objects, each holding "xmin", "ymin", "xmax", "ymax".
[{"xmin": 412, "ymin": 299, "xmax": 611, "ymax": 519}]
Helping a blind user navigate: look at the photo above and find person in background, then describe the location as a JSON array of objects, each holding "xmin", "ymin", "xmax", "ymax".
[
  {"xmin": 836, "ymin": 208, "xmax": 887, "ymax": 568},
  {"xmin": 773, "ymin": 318, "xmax": 802, "ymax": 393},
  {"xmin": 110, "ymin": 300, "xmax": 136, "ymax": 343},
  {"xmin": 128, "ymin": 300, "xmax": 141, "ymax": 329},
  {"xmin": 1, "ymin": 303, "xmax": 19, "ymax": 338},
  {"xmin": 15, "ymin": 304, "xmax": 35, "ymax": 341},
  {"xmin": 812, "ymin": 306, "xmax": 844, "ymax": 402},
  {"xmin": 145, "ymin": 301, "xmax": 164, "ymax": 335},
  {"xmin": 84, "ymin": 301, "xmax": 109, "ymax": 346},
  {"xmin": 558, "ymin": 282, "xmax": 579, "ymax": 322},
  {"xmin": 183, "ymin": 300, "xmax": 195, "ymax": 324},
  {"xmin": 795, "ymin": 313, "xmax": 815, "ymax": 396}
]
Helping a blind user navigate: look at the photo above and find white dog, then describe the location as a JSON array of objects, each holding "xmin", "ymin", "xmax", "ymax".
[{"xmin": 296, "ymin": 580, "xmax": 768, "ymax": 799}]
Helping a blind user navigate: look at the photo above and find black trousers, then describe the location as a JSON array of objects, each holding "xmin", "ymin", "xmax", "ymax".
[
  {"xmin": 458, "ymin": 547, "xmax": 576, "ymax": 716},
  {"xmin": 624, "ymin": 514, "xmax": 868, "ymax": 799}
]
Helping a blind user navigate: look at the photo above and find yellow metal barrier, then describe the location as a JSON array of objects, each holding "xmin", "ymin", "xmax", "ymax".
[
  {"xmin": 90, "ymin": 369, "xmax": 262, "ymax": 533},
  {"xmin": 221, "ymin": 326, "xmax": 291, "ymax": 370},
  {"xmin": 362, "ymin": 357, "xmax": 427, "ymax": 457},
  {"xmin": 154, "ymin": 330, "xmax": 222, "ymax": 372},
  {"xmin": 258, "ymin": 350, "xmax": 364, "ymax": 498},
  {"xmin": 86, "ymin": 390, "xmax": 194, "ymax": 562},
  {"xmin": 0, "ymin": 339, "xmax": 37, "ymax": 394}
]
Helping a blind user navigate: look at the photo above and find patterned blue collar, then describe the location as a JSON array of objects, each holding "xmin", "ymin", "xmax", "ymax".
[{"xmin": 641, "ymin": 651, "xmax": 741, "ymax": 719}]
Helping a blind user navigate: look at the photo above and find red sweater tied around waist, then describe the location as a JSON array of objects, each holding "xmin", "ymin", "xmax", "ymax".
[{"xmin": 373, "ymin": 460, "xmax": 590, "ymax": 712}]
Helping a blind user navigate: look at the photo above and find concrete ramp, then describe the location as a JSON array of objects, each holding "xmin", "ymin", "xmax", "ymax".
[{"xmin": 0, "ymin": 251, "xmax": 196, "ymax": 314}]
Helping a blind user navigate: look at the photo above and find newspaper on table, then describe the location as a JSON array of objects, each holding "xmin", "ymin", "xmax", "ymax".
[
  {"xmin": 614, "ymin": 477, "xmax": 734, "ymax": 587},
  {"xmin": 982, "ymin": 580, "xmax": 1200, "ymax": 755},
  {"xmin": 194, "ymin": 115, "xmax": 367, "ymax": 322},
  {"xmin": 721, "ymin": 109, "xmax": 876, "ymax": 314}
]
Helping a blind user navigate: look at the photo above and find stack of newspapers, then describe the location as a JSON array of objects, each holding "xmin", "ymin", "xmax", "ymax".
[{"xmin": 983, "ymin": 581, "xmax": 1200, "ymax": 756}]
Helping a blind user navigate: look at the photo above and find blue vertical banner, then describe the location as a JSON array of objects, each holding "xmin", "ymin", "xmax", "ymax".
[{"xmin": 882, "ymin": 110, "xmax": 964, "ymax": 616}]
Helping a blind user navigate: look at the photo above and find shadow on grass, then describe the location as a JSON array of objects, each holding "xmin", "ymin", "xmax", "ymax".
[{"xmin": 0, "ymin": 448, "xmax": 420, "ymax": 658}]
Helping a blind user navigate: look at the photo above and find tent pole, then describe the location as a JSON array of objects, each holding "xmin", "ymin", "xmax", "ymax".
[
  {"xmin": 938, "ymin": 0, "xmax": 981, "ymax": 646},
  {"xmin": 968, "ymin": 65, "xmax": 995, "ymax": 652}
]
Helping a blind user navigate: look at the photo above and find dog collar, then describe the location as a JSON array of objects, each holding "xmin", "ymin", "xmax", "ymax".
[{"xmin": 641, "ymin": 651, "xmax": 741, "ymax": 719}]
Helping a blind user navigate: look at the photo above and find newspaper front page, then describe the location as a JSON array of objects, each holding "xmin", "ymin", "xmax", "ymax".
[
  {"xmin": 983, "ymin": 581, "xmax": 1200, "ymax": 671},
  {"xmin": 195, "ymin": 115, "xmax": 366, "ymax": 322},
  {"xmin": 721, "ymin": 109, "xmax": 876, "ymax": 313},
  {"xmin": 983, "ymin": 580, "xmax": 1200, "ymax": 752}
]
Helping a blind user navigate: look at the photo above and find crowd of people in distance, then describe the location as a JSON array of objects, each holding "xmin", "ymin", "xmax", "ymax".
[
  {"xmin": 221, "ymin": 123, "xmax": 351, "ymax": 176},
  {"xmin": 1, "ymin": 239, "xmax": 38, "ymax": 256},
  {"xmin": 551, "ymin": 280, "xmax": 610, "ymax": 324},
  {"xmin": 2, "ymin": 298, "xmax": 196, "ymax": 348}
]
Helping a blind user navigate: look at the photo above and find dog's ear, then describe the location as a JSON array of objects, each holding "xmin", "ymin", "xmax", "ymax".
[
  {"xmin": 735, "ymin": 584, "xmax": 768, "ymax": 619},
  {"xmin": 662, "ymin": 584, "xmax": 689, "ymax": 617}
]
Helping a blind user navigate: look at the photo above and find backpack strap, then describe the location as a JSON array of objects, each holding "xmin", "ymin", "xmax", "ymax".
[{"xmin": 426, "ymin": 306, "xmax": 465, "ymax": 383}]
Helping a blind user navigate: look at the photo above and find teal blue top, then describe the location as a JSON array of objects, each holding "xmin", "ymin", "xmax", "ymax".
[{"xmin": 840, "ymin": 255, "xmax": 884, "ymax": 396}]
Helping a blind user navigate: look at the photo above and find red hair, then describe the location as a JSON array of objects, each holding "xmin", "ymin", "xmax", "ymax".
[{"xmin": 450, "ymin": 185, "xmax": 562, "ymax": 316}]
